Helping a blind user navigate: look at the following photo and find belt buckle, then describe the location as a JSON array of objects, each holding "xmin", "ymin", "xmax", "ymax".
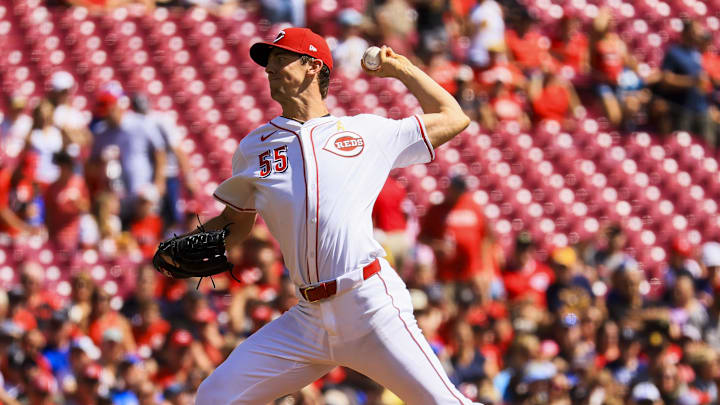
[{"xmin": 302, "ymin": 284, "xmax": 323, "ymax": 303}]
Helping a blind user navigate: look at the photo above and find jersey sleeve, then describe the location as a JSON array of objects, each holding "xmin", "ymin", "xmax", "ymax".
[
  {"xmin": 213, "ymin": 146, "xmax": 257, "ymax": 212},
  {"xmin": 372, "ymin": 114, "xmax": 435, "ymax": 169}
]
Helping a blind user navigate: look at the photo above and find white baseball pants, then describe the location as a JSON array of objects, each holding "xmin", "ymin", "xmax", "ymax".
[{"xmin": 196, "ymin": 258, "xmax": 478, "ymax": 404}]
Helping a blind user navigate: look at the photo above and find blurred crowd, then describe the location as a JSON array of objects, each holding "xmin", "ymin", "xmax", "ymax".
[
  {"xmin": 1, "ymin": 71, "xmax": 199, "ymax": 259},
  {"xmin": 1, "ymin": 0, "xmax": 720, "ymax": 404},
  {"xmin": 53, "ymin": 0, "xmax": 720, "ymax": 147},
  {"xmin": 2, "ymin": 172, "xmax": 720, "ymax": 405},
  {"xmin": 326, "ymin": 1, "xmax": 720, "ymax": 149}
]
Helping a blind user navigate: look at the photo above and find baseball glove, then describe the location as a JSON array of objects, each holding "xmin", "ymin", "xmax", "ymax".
[{"xmin": 152, "ymin": 222, "xmax": 236, "ymax": 286}]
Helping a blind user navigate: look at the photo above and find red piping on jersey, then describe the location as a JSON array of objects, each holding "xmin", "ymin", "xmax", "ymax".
[
  {"xmin": 413, "ymin": 115, "xmax": 434, "ymax": 161},
  {"xmin": 377, "ymin": 273, "xmax": 466, "ymax": 404},
  {"xmin": 269, "ymin": 121, "xmax": 312, "ymax": 284},
  {"xmin": 213, "ymin": 193, "xmax": 256, "ymax": 212},
  {"xmin": 308, "ymin": 123, "xmax": 325, "ymax": 284}
]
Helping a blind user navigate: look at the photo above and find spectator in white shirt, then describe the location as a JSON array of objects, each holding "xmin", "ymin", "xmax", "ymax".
[
  {"xmin": 468, "ymin": 0, "xmax": 505, "ymax": 68},
  {"xmin": 47, "ymin": 71, "xmax": 92, "ymax": 155},
  {"xmin": 0, "ymin": 95, "xmax": 32, "ymax": 166},
  {"xmin": 27, "ymin": 100, "xmax": 64, "ymax": 186},
  {"xmin": 332, "ymin": 9, "xmax": 369, "ymax": 76}
]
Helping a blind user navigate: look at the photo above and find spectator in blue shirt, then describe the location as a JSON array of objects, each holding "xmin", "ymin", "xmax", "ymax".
[
  {"xmin": 654, "ymin": 19, "xmax": 714, "ymax": 142},
  {"xmin": 546, "ymin": 247, "xmax": 594, "ymax": 314},
  {"xmin": 41, "ymin": 309, "xmax": 73, "ymax": 379},
  {"xmin": 129, "ymin": 94, "xmax": 197, "ymax": 231},
  {"xmin": 89, "ymin": 85, "xmax": 167, "ymax": 227}
]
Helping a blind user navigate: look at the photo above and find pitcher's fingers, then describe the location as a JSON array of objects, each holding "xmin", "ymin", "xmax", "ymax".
[{"xmin": 379, "ymin": 45, "xmax": 389, "ymax": 63}]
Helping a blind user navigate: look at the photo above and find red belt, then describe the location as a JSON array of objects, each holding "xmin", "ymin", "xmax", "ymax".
[{"xmin": 300, "ymin": 258, "xmax": 381, "ymax": 303}]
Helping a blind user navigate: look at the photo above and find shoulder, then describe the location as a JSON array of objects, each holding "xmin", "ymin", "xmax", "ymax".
[
  {"xmin": 239, "ymin": 123, "xmax": 274, "ymax": 147},
  {"xmin": 345, "ymin": 114, "xmax": 405, "ymax": 128},
  {"xmin": 233, "ymin": 122, "xmax": 274, "ymax": 160},
  {"xmin": 347, "ymin": 114, "xmax": 420, "ymax": 137},
  {"xmin": 346, "ymin": 113, "xmax": 384, "ymax": 122}
]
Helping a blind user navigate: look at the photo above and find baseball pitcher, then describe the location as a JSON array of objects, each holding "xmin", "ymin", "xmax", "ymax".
[{"xmin": 154, "ymin": 27, "xmax": 479, "ymax": 404}]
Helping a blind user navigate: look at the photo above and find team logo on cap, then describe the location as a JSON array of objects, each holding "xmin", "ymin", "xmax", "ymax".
[
  {"xmin": 323, "ymin": 132, "xmax": 364, "ymax": 157},
  {"xmin": 273, "ymin": 31, "xmax": 285, "ymax": 43},
  {"xmin": 309, "ymin": 44, "xmax": 317, "ymax": 52}
]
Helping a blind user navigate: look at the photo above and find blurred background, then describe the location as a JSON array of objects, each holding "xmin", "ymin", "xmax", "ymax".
[{"xmin": 1, "ymin": 0, "xmax": 720, "ymax": 403}]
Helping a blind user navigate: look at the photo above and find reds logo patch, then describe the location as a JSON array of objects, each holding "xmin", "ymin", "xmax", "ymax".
[{"xmin": 323, "ymin": 132, "xmax": 365, "ymax": 157}]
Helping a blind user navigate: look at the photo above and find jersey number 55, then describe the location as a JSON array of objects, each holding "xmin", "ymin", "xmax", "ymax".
[{"xmin": 258, "ymin": 145, "xmax": 289, "ymax": 177}]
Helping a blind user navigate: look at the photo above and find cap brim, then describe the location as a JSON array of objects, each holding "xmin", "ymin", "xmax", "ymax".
[{"xmin": 249, "ymin": 42, "xmax": 309, "ymax": 67}]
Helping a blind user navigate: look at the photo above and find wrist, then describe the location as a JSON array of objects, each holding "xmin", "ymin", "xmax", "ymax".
[{"xmin": 392, "ymin": 61, "xmax": 417, "ymax": 81}]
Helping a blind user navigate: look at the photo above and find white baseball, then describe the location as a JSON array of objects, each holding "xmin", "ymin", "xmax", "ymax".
[{"xmin": 362, "ymin": 46, "xmax": 382, "ymax": 71}]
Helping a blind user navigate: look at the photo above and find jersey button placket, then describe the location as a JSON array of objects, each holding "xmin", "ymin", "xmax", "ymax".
[{"xmin": 302, "ymin": 129, "xmax": 319, "ymax": 283}]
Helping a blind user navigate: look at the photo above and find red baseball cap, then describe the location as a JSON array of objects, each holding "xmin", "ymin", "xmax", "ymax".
[
  {"xmin": 250, "ymin": 27, "xmax": 333, "ymax": 71},
  {"xmin": 672, "ymin": 236, "xmax": 693, "ymax": 257}
]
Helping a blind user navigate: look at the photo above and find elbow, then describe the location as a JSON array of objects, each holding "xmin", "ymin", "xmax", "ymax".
[
  {"xmin": 455, "ymin": 112, "xmax": 471, "ymax": 133},
  {"xmin": 442, "ymin": 106, "xmax": 470, "ymax": 133}
]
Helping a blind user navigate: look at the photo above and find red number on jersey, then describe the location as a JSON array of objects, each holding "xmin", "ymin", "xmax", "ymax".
[
  {"xmin": 259, "ymin": 150, "xmax": 272, "ymax": 177},
  {"xmin": 258, "ymin": 146, "xmax": 289, "ymax": 177},
  {"xmin": 273, "ymin": 146, "xmax": 288, "ymax": 173}
]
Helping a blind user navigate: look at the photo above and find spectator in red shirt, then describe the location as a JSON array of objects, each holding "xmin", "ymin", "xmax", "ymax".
[
  {"xmin": 88, "ymin": 289, "xmax": 135, "ymax": 353},
  {"xmin": 591, "ymin": 10, "xmax": 628, "ymax": 88},
  {"xmin": 477, "ymin": 49, "xmax": 527, "ymax": 91},
  {"xmin": 373, "ymin": 177, "xmax": 412, "ymax": 274},
  {"xmin": 702, "ymin": 40, "xmax": 720, "ymax": 84},
  {"xmin": 528, "ymin": 70, "xmax": 583, "ymax": 125},
  {"xmin": 20, "ymin": 262, "xmax": 62, "ymax": 313},
  {"xmin": 504, "ymin": 13, "xmax": 552, "ymax": 73},
  {"xmin": 44, "ymin": 151, "xmax": 89, "ymax": 251},
  {"xmin": 419, "ymin": 177, "xmax": 496, "ymax": 290},
  {"xmin": 132, "ymin": 301, "xmax": 170, "ymax": 352},
  {"xmin": 129, "ymin": 187, "xmax": 163, "ymax": 260},
  {"xmin": 224, "ymin": 238, "xmax": 284, "ymax": 297},
  {"xmin": 480, "ymin": 80, "xmax": 531, "ymax": 131},
  {"xmin": 0, "ymin": 156, "xmax": 43, "ymax": 237},
  {"xmin": 26, "ymin": 372, "xmax": 57, "ymax": 405},
  {"xmin": 551, "ymin": 16, "xmax": 589, "ymax": 76},
  {"xmin": 152, "ymin": 329, "xmax": 200, "ymax": 389},
  {"xmin": 425, "ymin": 48, "xmax": 461, "ymax": 97},
  {"xmin": 590, "ymin": 8, "xmax": 648, "ymax": 129},
  {"xmin": 701, "ymin": 34, "xmax": 720, "ymax": 148},
  {"xmin": 501, "ymin": 232, "xmax": 555, "ymax": 308}
]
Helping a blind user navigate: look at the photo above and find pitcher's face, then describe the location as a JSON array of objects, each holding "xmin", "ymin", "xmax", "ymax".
[{"xmin": 265, "ymin": 48, "xmax": 307, "ymax": 101}]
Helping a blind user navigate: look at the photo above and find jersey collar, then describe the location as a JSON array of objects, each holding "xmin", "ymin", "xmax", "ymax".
[{"xmin": 270, "ymin": 115, "xmax": 335, "ymax": 131}]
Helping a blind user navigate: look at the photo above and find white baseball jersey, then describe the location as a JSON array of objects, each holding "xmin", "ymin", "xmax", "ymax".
[
  {"xmin": 213, "ymin": 114, "xmax": 434, "ymax": 287},
  {"xmin": 202, "ymin": 113, "xmax": 481, "ymax": 404}
]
